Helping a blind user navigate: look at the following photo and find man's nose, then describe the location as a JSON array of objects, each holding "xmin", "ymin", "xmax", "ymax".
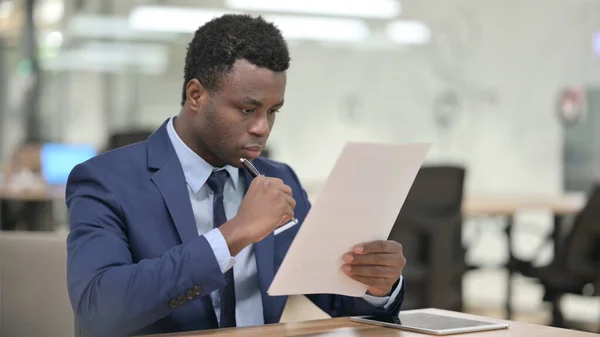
[{"xmin": 248, "ymin": 115, "xmax": 270, "ymax": 137}]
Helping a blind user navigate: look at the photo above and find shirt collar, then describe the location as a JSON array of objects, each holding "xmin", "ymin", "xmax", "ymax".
[{"xmin": 166, "ymin": 116, "xmax": 239, "ymax": 193}]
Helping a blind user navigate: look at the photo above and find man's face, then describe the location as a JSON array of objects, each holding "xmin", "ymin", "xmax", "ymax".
[{"xmin": 187, "ymin": 59, "xmax": 286, "ymax": 168}]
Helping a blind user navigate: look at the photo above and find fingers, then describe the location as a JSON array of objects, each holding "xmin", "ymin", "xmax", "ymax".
[
  {"xmin": 254, "ymin": 176, "xmax": 283, "ymax": 185},
  {"xmin": 341, "ymin": 240, "xmax": 406, "ymax": 296},
  {"xmin": 250, "ymin": 176, "xmax": 296, "ymax": 223},
  {"xmin": 342, "ymin": 264, "xmax": 399, "ymax": 278},
  {"xmin": 273, "ymin": 192, "xmax": 296, "ymax": 224},
  {"xmin": 266, "ymin": 178, "xmax": 295, "ymax": 210},
  {"xmin": 278, "ymin": 184, "xmax": 293, "ymax": 197},
  {"xmin": 343, "ymin": 264, "xmax": 401, "ymax": 297},
  {"xmin": 343, "ymin": 251, "xmax": 401, "ymax": 268},
  {"xmin": 255, "ymin": 176, "xmax": 293, "ymax": 197},
  {"xmin": 353, "ymin": 240, "xmax": 402, "ymax": 255},
  {"xmin": 282, "ymin": 194, "xmax": 296, "ymax": 216},
  {"xmin": 346, "ymin": 275, "xmax": 395, "ymax": 296}
]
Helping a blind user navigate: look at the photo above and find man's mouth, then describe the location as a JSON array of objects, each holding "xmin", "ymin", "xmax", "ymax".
[{"xmin": 241, "ymin": 146, "xmax": 264, "ymax": 158}]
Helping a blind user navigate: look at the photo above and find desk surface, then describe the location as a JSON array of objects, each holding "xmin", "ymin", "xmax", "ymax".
[
  {"xmin": 0, "ymin": 187, "xmax": 64, "ymax": 201},
  {"xmin": 463, "ymin": 193, "xmax": 587, "ymax": 216},
  {"xmin": 150, "ymin": 308, "xmax": 597, "ymax": 337}
]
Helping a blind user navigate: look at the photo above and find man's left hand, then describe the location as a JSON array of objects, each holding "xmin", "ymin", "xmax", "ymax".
[{"xmin": 342, "ymin": 240, "xmax": 406, "ymax": 297}]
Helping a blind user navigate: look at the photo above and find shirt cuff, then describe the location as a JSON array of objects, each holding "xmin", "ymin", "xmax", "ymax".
[
  {"xmin": 361, "ymin": 275, "xmax": 403, "ymax": 310},
  {"xmin": 204, "ymin": 228, "xmax": 236, "ymax": 274}
]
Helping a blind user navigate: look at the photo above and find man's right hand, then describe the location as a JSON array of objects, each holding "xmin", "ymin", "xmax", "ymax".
[{"xmin": 219, "ymin": 176, "xmax": 296, "ymax": 256}]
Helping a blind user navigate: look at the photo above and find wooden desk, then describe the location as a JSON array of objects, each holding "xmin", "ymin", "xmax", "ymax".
[
  {"xmin": 462, "ymin": 193, "xmax": 587, "ymax": 320},
  {"xmin": 0, "ymin": 189, "xmax": 64, "ymax": 201},
  {"xmin": 150, "ymin": 308, "xmax": 597, "ymax": 336},
  {"xmin": 463, "ymin": 193, "xmax": 586, "ymax": 216},
  {"xmin": 0, "ymin": 184, "xmax": 65, "ymax": 201}
]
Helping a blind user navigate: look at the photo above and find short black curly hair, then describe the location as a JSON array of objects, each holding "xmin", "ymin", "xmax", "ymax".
[{"xmin": 181, "ymin": 14, "xmax": 290, "ymax": 106}]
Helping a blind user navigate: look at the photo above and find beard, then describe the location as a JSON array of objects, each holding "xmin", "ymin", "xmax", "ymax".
[{"xmin": 194, "ymin": 102, "xmax": 238, "ymax": 168}]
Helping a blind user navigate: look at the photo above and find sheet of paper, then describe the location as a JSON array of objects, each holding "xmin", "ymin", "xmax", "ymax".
[{"xmin": 268, "ymin": 142, "xmax": 431, "ymax": 297}]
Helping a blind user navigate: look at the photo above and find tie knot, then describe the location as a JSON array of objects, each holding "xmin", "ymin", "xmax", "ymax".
[{"xmin": 206, "ymin": 170, "xmax": 229, "ymax": 195}]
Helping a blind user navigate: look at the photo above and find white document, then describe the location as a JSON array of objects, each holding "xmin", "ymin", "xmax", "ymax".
[{"xmin": 268, "ymin": 142, "xmax": 431, "ymax": 297}]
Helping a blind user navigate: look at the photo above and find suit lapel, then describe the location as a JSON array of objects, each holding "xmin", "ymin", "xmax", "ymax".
[
  {"xmin": 151, "ymin": 156, "xmax": 198, "ymax": 244},
  {"xmin": 147, "ymin": 120, "xmax": 198, "ymax": 244},
  {"xmin": 240, "ymin": 166, "xmax": 287, "ymax": 324}
]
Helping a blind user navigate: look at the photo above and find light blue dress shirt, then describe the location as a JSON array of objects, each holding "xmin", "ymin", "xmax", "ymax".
[{"xmin": 166, "ymin": 116, "xmax": 402, "ymax": 327}]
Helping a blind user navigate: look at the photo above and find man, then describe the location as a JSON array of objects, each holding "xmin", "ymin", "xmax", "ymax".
[{"xmin": 66, "ymin": 14, "xmax": 406, "ymax": 337}]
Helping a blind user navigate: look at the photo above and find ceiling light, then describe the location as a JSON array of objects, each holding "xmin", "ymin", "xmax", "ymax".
[
  {"xmin": 68, "ymin": 14, "xmax": 178, "ymax": 41},
  {"xmin": 36, "ymin": 0, "xmax": 65, "ymax": 24},
  {"xmin": 226, "ymin": 0, "xmax": 400, "ymax": 19},
  {"xmin": 386, "ymin": 20, "xmax": 430, "ymax": 45},
  {"xmin": 265, "ymin": 15, "xmax": 369, "ymax": 42},
  {"xmin": 0, "ymin": 1, "xmax": 14, "ymax": 20},
  {"xmin": 42, "ymin": 42, "xmax": 168, "ymax": 74},
  {"xmin": 129, "ymin": 6, "xmax": 370, "ymax": 42},
  {"xmin": 129, "ymin": 6, "xmax": 234, "ymax": 33},
  {"xmin": 44, "ymin": 31, "xmax": 63, "ymax": 48}
]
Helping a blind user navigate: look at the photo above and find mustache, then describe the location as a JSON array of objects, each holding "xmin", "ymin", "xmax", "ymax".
[{"xmin": 244, "ymin": 140, "xmax": 266, "ymax": 148}]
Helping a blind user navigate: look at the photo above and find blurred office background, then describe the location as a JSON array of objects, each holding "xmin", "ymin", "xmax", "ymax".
[{"xmin": 1, "ymin": 0, "xmax": 600, "ymax": 336}]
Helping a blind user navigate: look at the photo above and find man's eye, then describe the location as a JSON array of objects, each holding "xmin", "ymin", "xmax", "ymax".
[
  {"xmin": 240, "ymin": 109, "xmax": 256, "ymax": 115},
  {"xmin": 268, "ymin": 109, "xmax": 280, "ymax": 114}
]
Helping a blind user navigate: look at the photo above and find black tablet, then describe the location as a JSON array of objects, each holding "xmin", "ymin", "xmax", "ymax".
[{"xmin": 350, "ymin": 311, "xmax": 509, "ymax": 335}]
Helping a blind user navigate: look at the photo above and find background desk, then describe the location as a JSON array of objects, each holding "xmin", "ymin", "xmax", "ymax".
[
  {"xmin": 463, "ymin": 193, "xmax": 585, "ymax": 217},
  {"xmin": 0, "ymin": 187, "xmax": 64, "ymax": 201},
  {"xmin": 462, "ymin": 193, "xmax": 587, "ymax": 319},
  {"xmin": 150, "ymin": 308, "xmax": 597, "ymax": 337},
  {"xmin": 0, "ymin": 186, "xmax": 65, "ymax": 231}
]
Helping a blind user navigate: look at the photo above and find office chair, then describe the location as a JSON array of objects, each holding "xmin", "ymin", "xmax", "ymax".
[
  {"xmin": 536, "ymin": 184, "xmax": 600, "ymax": 330},
  {"xmin": 511, "ymin": 184, "xmax": 600, "ymax": 330},
  {"xmin": 388, "ymin": 165, "xmax": 468, "ymax": 311},
  {"xmin": 105, "ymin": 129, "xmax": 154, "ymax": 151}
]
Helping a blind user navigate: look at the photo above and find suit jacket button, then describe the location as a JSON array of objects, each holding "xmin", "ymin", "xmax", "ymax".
[
  {"xmin": 169, "ymin": 300, "xmax": 178, "ymax": 309},
  {"xmin": 194, "ymin": 285, "xmax": 202, "ymax": 295},
  {"xmin": 178, "ymin": 295, "xmax": 186, "ymax": 304},
  {"xmin": 187, "ymin": 290, "xmax": 195, "ymax": 299}
]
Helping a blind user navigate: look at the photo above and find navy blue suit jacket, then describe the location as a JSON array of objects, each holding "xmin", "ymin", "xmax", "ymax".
[{"xmin": 65, "ymin": 120, "xmax": 404, "ymax": 336}]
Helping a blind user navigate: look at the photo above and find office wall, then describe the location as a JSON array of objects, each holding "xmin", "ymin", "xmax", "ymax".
[
  {"xmin": 0, "ymin": 46, "xmax": 25, "ymax": 162},
  {"xmin": 277, "ymin": 0, "xmax": 600, "ymax": 195},
  {"xmin": 53, "ymin": 0, "xmax": 600, "ymax": 198},
  {"xmin": 0, "ymin": 37, "xmax": 6, "ymax": 160}
]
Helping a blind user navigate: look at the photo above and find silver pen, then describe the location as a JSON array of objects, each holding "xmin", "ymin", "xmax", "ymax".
[{"xmin": 239, "ymin": 158, "xmax": 299, "ymax": 235}]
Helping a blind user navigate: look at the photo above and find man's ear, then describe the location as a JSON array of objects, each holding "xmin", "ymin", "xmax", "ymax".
[{"xmin": 185, "ymin": 79, "xmax": 206, "ymax": 110}]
